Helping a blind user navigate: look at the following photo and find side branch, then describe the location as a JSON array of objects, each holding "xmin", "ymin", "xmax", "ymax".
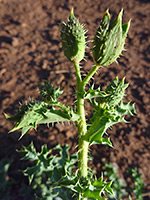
[{"xmin": 82, "ymin": 64, "xmax": 101, "ymax": 88}]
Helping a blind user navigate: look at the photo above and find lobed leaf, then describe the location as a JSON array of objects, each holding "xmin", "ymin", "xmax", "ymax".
[
  {"xmin": 97, "ymin": 77, "xmax": 129, "ymax": 107},
  {"xmin": 83, "ymin": 176, "xmax": 113, "ymax": 199},
  {"xmin": 84, "ymin": 86, "xmax": 109, "ymax": 100},
  {"xmin": 5, "ymin": 100, "xmax": 79, "ymax": 138},
  {"xmin": 86, "ymin": 109, "xmax": 124, "ymax": 146},
  {"xmin": 20, "ymin": 143, "xmax": 55, "ymax": 183},
  {"xmin": 19, "ymin": 143, "xmax": 78, "ymax": 199},
  {"xmin": 85, "ymin": 101, "xmax": 136, "ymax": 146},
  {"xmin": 85, "ymin": 77, "xmax": 129, "ymax": 109},
  {"xmin": 37, "ymin": 80, "xmax": 63, "ymax": 103}
]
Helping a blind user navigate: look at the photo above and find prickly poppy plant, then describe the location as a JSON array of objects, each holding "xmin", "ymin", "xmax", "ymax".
[{"xmin": 5, "ymin": 9, "xmax": 136, "ymax": 200}]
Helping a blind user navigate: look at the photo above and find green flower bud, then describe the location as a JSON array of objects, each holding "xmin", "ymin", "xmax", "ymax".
[
  {"xmin": 93, "ymin": 10, "xmax": 130, "ymax": 66},
  {"xmin": 61, "ymin": 9, "xmax": 86, "ymax": 62}
]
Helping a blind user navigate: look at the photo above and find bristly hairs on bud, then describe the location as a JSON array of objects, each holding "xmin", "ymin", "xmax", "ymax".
[
  {"xmin": 61, "ymin": 8, "xmax": 86, "ymax": 62},
  {"xmin": 92, "ymin": 9, "xmax": 130, "ymax": 66}
]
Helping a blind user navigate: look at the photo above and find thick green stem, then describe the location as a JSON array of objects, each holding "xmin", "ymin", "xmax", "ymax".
[
  {"xmin": 74, "ymin": 62, "xmax": 101, "ymax": 178},
  {"xmin": 74, "ymin": 61, "xmax": 89, "ymax": 178},
  {"xmin": 74, "ymin": 61, "xmax": 82, "ymax": 84},
  {"xmin": 77, "ymin": 97, "xmax": 89, "ymax": 177}
]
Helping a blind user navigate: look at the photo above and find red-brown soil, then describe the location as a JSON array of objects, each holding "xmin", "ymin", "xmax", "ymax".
[{"xmin": 0, "ymin": 0, "xmax": 150, "ymax": 199}]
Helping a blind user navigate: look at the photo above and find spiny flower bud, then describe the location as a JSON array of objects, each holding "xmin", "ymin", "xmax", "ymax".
[
  {"xmin": 93, "ymin": 9, "xmax": 130, "ymax": 66},
  {"xmin": 61, "ymin": 9, "xmax": 86, "ymax": 62}
]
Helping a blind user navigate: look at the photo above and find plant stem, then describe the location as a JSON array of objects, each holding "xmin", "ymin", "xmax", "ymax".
[
  {"xmin": 74, "ymin": 61, "xmax": 89, "ymax": 178},
  {"xmin": 77, "ymin": 96, "xmax": 89, "ymax": 177},
  {"xmin": 74, "ymin": 61, "xmax": 82, "ymax": 84},
  {"xmin": 82, "ymin": 63, "xmax": 100, "ymax": 88}
]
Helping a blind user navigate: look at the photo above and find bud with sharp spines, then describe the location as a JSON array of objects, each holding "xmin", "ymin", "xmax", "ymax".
[
  {"xmin": 61, "ymin": 8, "xmax": 86, "ymax": 62},
  {"xmin": 93, "ymin": 10, "xmax": 130, "ymax": 66},
  {"xmin": 92, "ymin": 10, "xmax": 110, "ymax": 64}
]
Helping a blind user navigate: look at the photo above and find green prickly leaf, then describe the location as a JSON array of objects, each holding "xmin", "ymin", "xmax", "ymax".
[
  {"xmin": 84, "ymin": 190, "xmax": 105, "ymax": 200},
  {"xmin": 115, "ymin": 102, "xmax": 136, "ymax": 116},
  {"xmin": 19, "ymin": 143, "xmax": 114, "ymax": 199},
  {"xmin": 61, "ymin": 8, "xmax": 86, "ymax": 62},
  {"xmin": 21, "ymin": 127, "xmax": 32, "ymax": 137},
  {"xmin": 38, "ymin": 108, "xmax": 79, "ymax": 124},
  {"xmin": 83, "ymin": 176, "xmax": 113, "ymax": 199},
  {"xmin": 20, "ymin": 143, "xmax": 56, "ymax": 184},
  {"xmin": 122, "ymin": 22, "xmax": 130, "ymax": 38},
  {"xmin": 97, "ymin": 77, "xmax": 129, "ymax": 107},
  {"xmin": 100, "ymin": 137, "xmax": 113, "ymax": 147},
  {"xmin": 87, "ymin": 112, "xmax": 124, "ymax": 146},
  {"xmin": 19, "ymin": 142, "xmax": 39, "ymax": 161},
  {"xmin": 37, "ymin": 80, "xmax": 63, "ymax": 103},
  {"xmin": 105, "ymin": 181, "xmax": 114, "ymax": 195},
  {"xmin": 86, "ymin": 100, "xmax": 136, "ymax": 146},
  {"xmin": 19, "ymin": 143, "xmax": 78, "ymax": 198},
  {"xmin": 93, "ymin": 176, "xmax": 104, "ymax": 186},
  {"xmin": 84, "ymin": 86, "xmax": 109, "ymax": 100},
  {"xmin": 5, "ymin": 100, "xmax": 47, "ymax": 134},
  {"xmin": 85, "ymin": 77, "xmax": 129, "ymax": 108},
  {"xmin": 23, "ymin": 163, "xmax": 40, "ymax": 184},
  {"xmin": 5, "ymin": 100, "xmax": 79, "ymax": 138}
]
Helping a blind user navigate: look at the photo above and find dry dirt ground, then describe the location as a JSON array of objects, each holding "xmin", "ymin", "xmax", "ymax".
[{"xmin": 0, "ymin": 0, "xmax": 150, "ymax": 199}]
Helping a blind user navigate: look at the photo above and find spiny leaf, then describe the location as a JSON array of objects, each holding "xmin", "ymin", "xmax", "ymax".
[
  {"xmin": 37, "ymin": 80, "xmax": 63, "ymax": 103},
  {"xmin": 104, "ymin": 162, "xmax": 127, "ymax": 199},
  {"xmin": 105, "ymin": 181, "xmax": 114, "ymax": 195},
  {"xmin": 5, "ymin": 100, "xmax": 79, "ymax": 137},
  {"xmin": 83, "ymin": 176, "xmax": 113, "ymax": 199},
  {"xmin": 84, "ymin": 190, "xmax": 105, "ymax": 200},
  {"xmin": 6, "ymin": 100, "xmax": 47, "ymax": 135},
  {"xmin": 84, "ymin": 86, "xmax": 109, "ymax": 100},
  {"xmin": 115, "ymin": 102, "xmax": 136, "ymax": 116},
  {"xmin": 97, "ymin": 77, "xmax": 129, "ymax": 107},
  {"xmin": 86, "ymin": 101, "xmax": 136, "ymax": 146},
  {"xmin": 19, "ymin": 142, "xmax": 39, "ymax": 161},
  {"xmin": 59, "ymin": 172, "xmax": 113, "ymax": 199},
  {"xmin": 19, "ymin": 143, "xmax": 113, "ymax": 199},
  {"xmin": 24, "ymin": 162, "xmax": 41, "ymax": 184},
  {"xmin": 38, "ymin": 108, "xmax": 79, "ymax": 124},
  {"xmin": 19, "ymin": 143, "xmax": 78, "ymax": 194},
  {"xmin": 87, "ymin": 111, "xmax": 124, "ymax": 145},
  {"xmin": 19, "ymin": 143, "xmax": 55, "ymax": 184}
]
